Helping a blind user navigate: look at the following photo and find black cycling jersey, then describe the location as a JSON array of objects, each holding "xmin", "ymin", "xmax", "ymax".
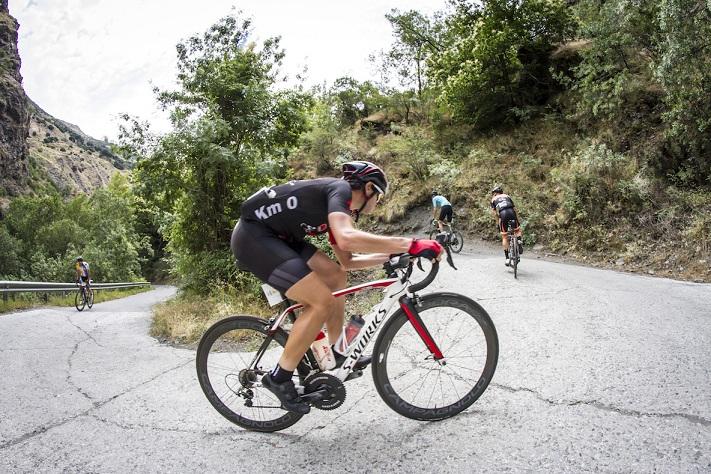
[
  {"xmin": 232, "ymin": 178, "xmax": 353, "ymax": 294},
  {"xmin": 241, "ymin": 178, "xmax": 352, "ymax": 240},
  {"xmin": 491, "ymin": 194, "xmax": 515, "ymax": 214}
]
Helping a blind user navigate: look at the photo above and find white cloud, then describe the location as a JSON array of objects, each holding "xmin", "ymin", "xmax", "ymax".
[{"xmin": 11, "ymin": 0, "xmax": 446, "ymax": 140}]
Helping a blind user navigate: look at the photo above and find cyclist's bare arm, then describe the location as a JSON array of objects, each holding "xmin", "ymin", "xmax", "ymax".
[
  {"xmin": 331, "ymin": 244, "xmax": 389, "ymax": 271},
  {"xmin": 328, "ymin": 212, "xmax": 411, "ymax": 254},
  {"xmin": 433, "ymin": 207, "xmax": 441, "ymax": 220}
]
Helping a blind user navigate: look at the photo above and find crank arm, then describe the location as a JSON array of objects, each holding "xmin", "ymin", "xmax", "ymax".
[{"xmin": 300, "ymin": 388, "xmax": 329, "ymax": 402}]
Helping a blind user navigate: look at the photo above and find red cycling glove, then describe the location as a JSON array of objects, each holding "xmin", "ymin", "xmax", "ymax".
[{"xmin": 408, "ymin": 239, "xmax": 444, "ymax": 260}]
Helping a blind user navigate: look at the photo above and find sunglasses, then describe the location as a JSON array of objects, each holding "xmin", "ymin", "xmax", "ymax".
[{"xmin": 372, "ymin": 184, "xmax": 385, "ymax": 203}]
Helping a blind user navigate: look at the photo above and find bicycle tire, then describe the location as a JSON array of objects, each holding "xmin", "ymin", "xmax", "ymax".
[
  {"xmin": 509, "ymin": 234, "xmax": 519, "ymax": 279},
  {"xmin": 451, "ymin": 230, "xmax": 464, "ymax": 253},
  {"xmin": 196, "ymin": 315, "xmax": 307, "ymax": 432},
  {"xmin": 87, "ymin": 289, "xmax": 94, "ymax": 308},
  {"xmin": 75, "ymin": 289, "xmax": 86, "ymax": 311},
  {"xmin": 371, "ymin": 293, "xmax": 498, "ymax": 421},
  {"xmin": 428, "ymin": 229, "xmax": 438, "ymax": 240}
]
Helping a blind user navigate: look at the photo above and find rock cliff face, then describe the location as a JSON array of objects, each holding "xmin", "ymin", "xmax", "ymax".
[
  {"xmin": 0, "ymin": 1, "xmax": 127, "ymax": 199},
  {"xmin": 0, "ymin": 0, "xmax": 30, "ymax": 195}
]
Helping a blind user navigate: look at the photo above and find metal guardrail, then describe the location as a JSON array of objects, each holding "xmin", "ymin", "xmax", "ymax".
[{"xmin": 0, "ymin": 281, "xmax": 151, "ymax": 301}]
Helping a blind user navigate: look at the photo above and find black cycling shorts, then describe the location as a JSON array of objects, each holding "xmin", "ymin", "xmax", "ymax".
[
  {"xmin": 438, "ymin": 204, "xmax": 453, "ymax": 223},
  {"xmin": 230, "ymin": 219, "xmax": 318, "ymax": 295},
  {"xmin": 498, "ymin": 208, "xmax": 519, "ymax": 232}
]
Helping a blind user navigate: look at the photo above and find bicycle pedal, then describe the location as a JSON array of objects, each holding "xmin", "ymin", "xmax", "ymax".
[{"xmin": 344, "ymin": 370, "xmax": 363, "ymax": 382}]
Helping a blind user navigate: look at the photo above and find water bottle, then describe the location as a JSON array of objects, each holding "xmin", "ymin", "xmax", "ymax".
[
  {"xmin": 335, "ymin": 315, "xmax": 365, "ymax": 354},
  {"xmin": 311, "ymin": 330, "xmax": 336, "ymax": 370}
]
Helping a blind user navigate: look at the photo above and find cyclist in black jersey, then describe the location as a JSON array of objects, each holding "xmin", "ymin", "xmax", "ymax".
[
  {"xmin": 231, "ymin": 161, "xmax": 444, "ymax": 414},
  {"xmin": 490, "ymin": 185, "xmax": 523, "ymax": 266}
]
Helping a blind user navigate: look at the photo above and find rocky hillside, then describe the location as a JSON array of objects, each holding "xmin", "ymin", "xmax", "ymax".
[
  {"xmin": 0, "ymin": 2, "xmax": 126, "ymax": 199},
  {"xmin": 0, "ymin": 0, "xmax": 29, "ymax": 195},
  {"xmin": 27, "ymin": 99, "xmax": 129, "ymax": 195}
]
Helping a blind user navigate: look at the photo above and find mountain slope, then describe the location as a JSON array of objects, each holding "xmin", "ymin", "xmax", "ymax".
[{"xmin": 27, "ymin": 99, "xmax": 129, "ymax": 195}]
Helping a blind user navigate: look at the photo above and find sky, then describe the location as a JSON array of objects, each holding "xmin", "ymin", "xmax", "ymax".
[{"xmin": 10, "ymin": 0, "xmax": 448, "ymax": 141}]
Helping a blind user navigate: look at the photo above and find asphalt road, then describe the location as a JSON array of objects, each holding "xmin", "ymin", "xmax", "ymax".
[{"xmin": 1, "ymin": 250, "xmax": 710, "ymax": 473}]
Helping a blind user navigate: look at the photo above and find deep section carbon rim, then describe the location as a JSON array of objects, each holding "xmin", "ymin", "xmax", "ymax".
[
  {"xmin": 372, "ymin": 294, "xmax": 498, "ymax": 420},
  {"xmin": 196, "ymin": 316, "xmax": 303, "ymax": 432}
]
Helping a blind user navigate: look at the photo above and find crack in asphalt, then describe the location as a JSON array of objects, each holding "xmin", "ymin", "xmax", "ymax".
[
  {"xmin": 63, "ymin": 315, "xmax": 104, "ymax": 348},
  {"xmin": 0, "ymin": 347, "xmax": 78, "ymax": 352},
  {"xmin": 0, "ymin": 359, "xmax": 193, "ymax": 451},
  {"xmin": 86, "ymin": 415, "xmax": 233, "ymax": 436},
  {"xmin": 64, "ymin": 315, "xmax": 105, "ymax": 404},
  {"xmin": 65, "ymin": 338, "xmax": 96, "ymax": 404},
  {"xmin": 491, "ymin": 383, "xmax": 711, "ymax": 427}
]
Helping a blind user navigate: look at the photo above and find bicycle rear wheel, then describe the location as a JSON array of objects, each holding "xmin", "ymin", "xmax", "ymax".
[
  {"xmin": 509, "ymin": 234, "xmax": 519, "ymax": 279},
  {"xmin": 75, "ymin": 289, "xmax": 86, "ymax": 311},
  {"xmin": 196, "ymin": 316, "xmax": 307, "ymax": 432},
  {"xmin": 371, "ymin": 293, "xmax": 498, "ymax": 421},
  {"xmin": 87, "ymin": 289, "xmax": 94, "ymax": 308}
]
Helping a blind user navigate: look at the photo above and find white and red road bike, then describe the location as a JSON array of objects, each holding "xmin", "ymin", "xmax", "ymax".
[{"xmin": 196, "ymin": 248, "xmax": 499, "ymax": 432}]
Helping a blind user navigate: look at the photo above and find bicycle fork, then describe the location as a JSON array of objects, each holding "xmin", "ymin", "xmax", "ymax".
[{"xmin": 398, "ymin": 295, "xmax": 445, "ymax": 362}]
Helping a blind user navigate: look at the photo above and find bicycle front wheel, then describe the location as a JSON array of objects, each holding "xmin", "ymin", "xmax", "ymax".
[
  {"xmin": 428, "ymin": 228, "xmax": 438, "ymax": 240},
  {"xmin": 451, "ymin": 230, "xmax": 464, "ymax": 253},
  {"xmin": 196, "ymin": 316, "xmax": 305, "ymax": 432},
  {"xmin": 75, "ymin": 290, "xmax": 86, "ymax": 311},
  {"xmin": 372, "ymin": 293, "xmax": 498, "ymax": 421}
]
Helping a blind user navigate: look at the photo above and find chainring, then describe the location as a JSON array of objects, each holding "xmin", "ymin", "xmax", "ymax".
[{"xmin": 303, "ymin": 373, "xmax": 346, "ymax": 411}]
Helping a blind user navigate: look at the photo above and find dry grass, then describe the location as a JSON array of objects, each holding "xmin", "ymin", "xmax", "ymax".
[
  {"xmin": 150, "ymin": 289, "xmax": 272, "ymax": 347},
  {"xmin": 151, "ymin": 268, "xmax": 388, "ymax": 346}
]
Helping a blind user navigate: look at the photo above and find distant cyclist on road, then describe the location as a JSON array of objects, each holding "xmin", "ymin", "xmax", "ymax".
[
  {"xmin": 231, "ymin": 161, "xmax": 444, "ymax": 414},
  {"xmin": 75, "ymin": 256, "xmax": 91, "ymax": 288},
  {"xmin": 431, "ymin": 190, "xmax": 453, "ymax": 233},
  {"xmin": 490, "ymin": 186, "xmax": 523, "ymax": 266}
]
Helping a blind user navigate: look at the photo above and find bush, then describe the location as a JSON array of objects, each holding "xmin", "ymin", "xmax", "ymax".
[{"xmin": 553, "ymin": 142, "xmax": 646, "ymax": 224}]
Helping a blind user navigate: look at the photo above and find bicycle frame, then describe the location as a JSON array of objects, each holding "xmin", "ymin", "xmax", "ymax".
[
  {"xmin": 432, "ymin": 218, "xmax": 454, "ymax": 234},
  {"xmin": 264, "ymin": 270, "xmax": 445, "ymax": 382}
]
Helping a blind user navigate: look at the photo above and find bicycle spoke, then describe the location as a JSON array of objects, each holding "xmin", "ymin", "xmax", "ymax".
[{"xmin": 376, "ymin": 294, "xmax": 498, "ymax": 417}]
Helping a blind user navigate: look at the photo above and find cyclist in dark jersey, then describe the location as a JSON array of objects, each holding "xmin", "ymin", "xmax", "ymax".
[
  {"xmin": 231, "ymin": 161, "xmax": 444, "ymax": 414},
  {"xmin": 490, "ymin": 185, "xmax": 523, "ymax": 266}
]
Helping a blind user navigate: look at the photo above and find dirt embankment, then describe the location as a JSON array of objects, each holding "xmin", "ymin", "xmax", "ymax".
[{"xmin": 363, "ymin": 203, "xmax": 710, "ymax": 283}]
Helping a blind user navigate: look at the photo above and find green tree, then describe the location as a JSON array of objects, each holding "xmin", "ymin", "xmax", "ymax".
[
  {"xmin": 327, "ymin": 76, "xmax": 386, "ymax": 127},
  {"xmin": 383, "ymin": 9, "xmax": 438, "ymax": 98},
  {"xmin": 0, "ymin": 175, "xmax": 146, "ymax": 282},
  {"xmin": 429, "ymin": 0, "xmax": 575, "ymax": 128},
  {"xmin": 132, "ymin": 13, "xmax": 312, "ymax": 289},
  {"xmin": 655, "ymin": 0, "xmax": 711, "ymax": 183},
  {"xmin": 569, "ymin": 0, "xmax": 660, "ymax": 123}
]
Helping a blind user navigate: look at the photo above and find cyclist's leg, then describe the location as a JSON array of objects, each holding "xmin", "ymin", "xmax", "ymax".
[
  {"xmin": 304, "ymin": 250, "xmax": 347, "ymax": 345},
  {"xmin": 231, "ymin": 221, "xmax": 333, "ymax": 413},
  {"xmin": 498, "ymin": 213, "xmax": 510, "ymax": 264},
  {"xmin": 281, "ymin": 273, "xmax": 337, "ymax": 370},
  {"xmin": 232, "ymin": 221, "xmax": 334, "ymax": 372}
]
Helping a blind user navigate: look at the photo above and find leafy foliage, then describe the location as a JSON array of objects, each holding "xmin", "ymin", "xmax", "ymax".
[
  {"xmin": 0, "ymin": 174, "xmax": 148, "ymax": 282},
  {"xmin": 129, "ymin": 13, "xmax": 312, "ymax": 290},
  {"xmin": 429, "ymin": 0, "xmax": 575, "ymax": 128}
]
